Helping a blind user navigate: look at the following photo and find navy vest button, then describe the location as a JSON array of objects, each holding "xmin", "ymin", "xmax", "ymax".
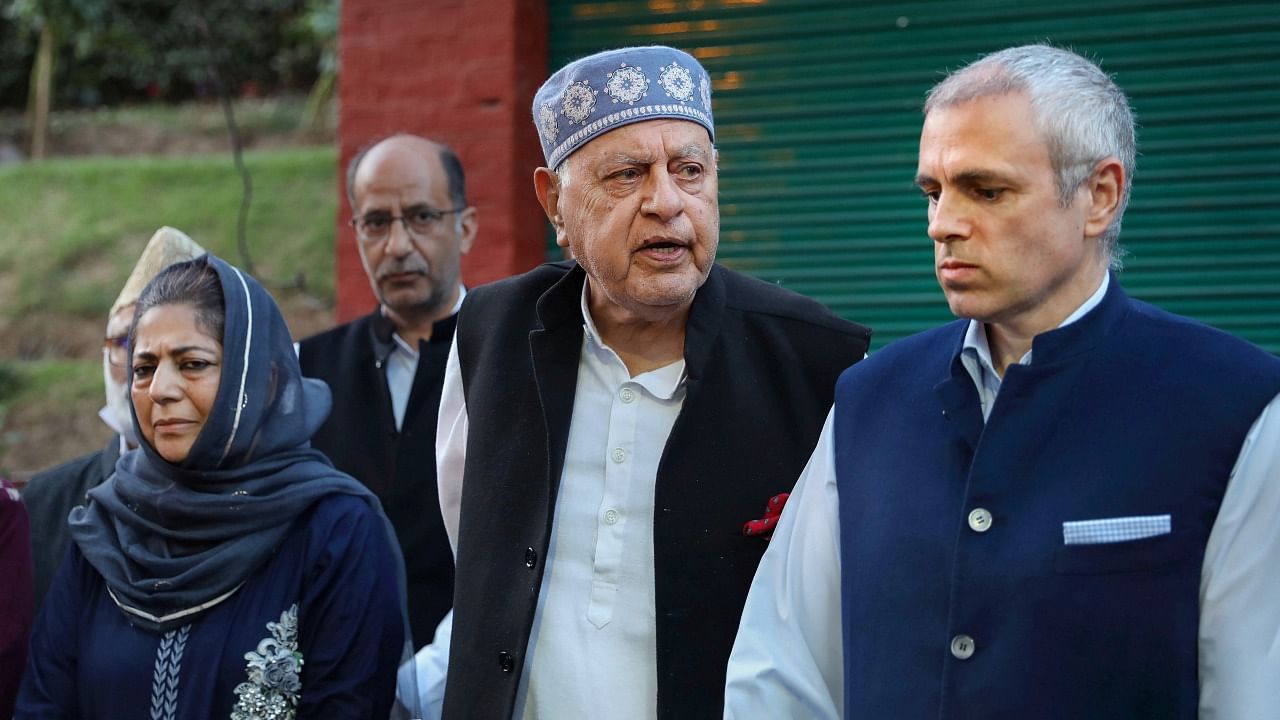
[
  {"xmin": 525, "ymin": 547, "xmax": 538, "ymax": 568},
  {"xmin": 950, "ymin": 634, "xmax": 975, "ymax": 660},
  {"xmin": 498, "ymin": 651, "xmax": 515, "ymax": 672},
  {"xmin": 967, "ymin": 507, "xmax": 993, "ymax": 532}
]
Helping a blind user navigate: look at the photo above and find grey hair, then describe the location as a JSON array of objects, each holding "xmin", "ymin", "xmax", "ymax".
[{"xmin": 924, "ymin": 44, "xmax": 1135, "ymax": 267}]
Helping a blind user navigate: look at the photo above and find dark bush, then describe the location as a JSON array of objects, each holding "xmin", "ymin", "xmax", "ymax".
[{"xmin": 1, "ymin": 0, "xmax": 332, "ymax": 110}]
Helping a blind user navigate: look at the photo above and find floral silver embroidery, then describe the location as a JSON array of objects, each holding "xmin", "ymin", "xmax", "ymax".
[
  {"xmin": 232, "ymin": 604, "xmax": 302, "ymax": 720},
  {"xmin": 605, "ymin": 63, "xmax": 649, "ymax": 105},
  {"xmin": 658, "ymin": 62, "xmax": 694, "ymax": 102},
  {"xmin": 538, "ymin": 103, "xmax": 559, "ymax": 144},
  {"xmin": 699, "ymin": 74, "xmax": 712, "ymax": 112},
  {"xmin": 561, "ymin": 80, "xmax": 597, "ymax": 124}
]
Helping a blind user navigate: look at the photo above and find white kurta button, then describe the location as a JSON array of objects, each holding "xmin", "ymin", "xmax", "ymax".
[
  {"xmin": 968, "ymin": 507, "xmax": 993, "ymax": 533},
  {"xmin": 604, "ymin": 508, "xmax": 620, "ymax": 525},
  {"xmin": 619, "ymin": 387, "xmax": 636, "ymax": 403},
  {"xmin": 951, "ymin": 634, "xmax": 976, "ymax": 660},
  {"xmin": 611, "ymin": 447, "xmax": 627, "ymax": 463}
]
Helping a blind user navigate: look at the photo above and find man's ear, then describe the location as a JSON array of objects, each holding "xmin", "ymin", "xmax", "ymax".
[
  {"xmin": 1083, "ymin": 157, "xmax": 1124, "ymax": 239},
  {"xmin": 533, "ymin": 167, "xmax": 569, "ymax": 249},
  {"xmin": 457, "ymin": 207, "xmax": 478, "ymax": 255}
]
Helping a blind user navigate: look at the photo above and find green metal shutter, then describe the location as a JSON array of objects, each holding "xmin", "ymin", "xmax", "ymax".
[{"xmin": 548, "ymin": 0, "xmax": 1280, "ymax": 352}]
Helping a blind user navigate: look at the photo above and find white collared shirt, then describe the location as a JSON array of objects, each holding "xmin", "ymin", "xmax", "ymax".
[
  {"xmin": 959, "ymin": 274, "xmax": 1109, "ymax": 419},
  {"xmin": 724, "ymin": 275, "xmax": 1280, "ymax": 720},
  {"xmin": 423, "ymin": 280, "xmax": 687, "ymax": 719},
  {"xmin": 384, "ymin": 287, "xmax": 466, "ymax": 430}
]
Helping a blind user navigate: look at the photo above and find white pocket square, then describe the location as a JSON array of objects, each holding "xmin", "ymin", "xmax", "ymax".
[{"xmin": 1062, "ymin": 514, "xmax": 1171, "ymax": 545}]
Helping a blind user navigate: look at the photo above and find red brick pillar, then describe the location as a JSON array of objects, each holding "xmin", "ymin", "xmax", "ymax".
[{"xmin": 335, "ymin": 0, "xmax": 549, "ymax": 322}]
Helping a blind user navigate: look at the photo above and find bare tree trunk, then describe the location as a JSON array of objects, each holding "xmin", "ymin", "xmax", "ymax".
[
  {"xmin": 25, "ymin": 24, "xmax": 55, "ymax": 160},
  {"xmin": 300, "ymin": 68, "xmax": 336, "ymax": 137}
]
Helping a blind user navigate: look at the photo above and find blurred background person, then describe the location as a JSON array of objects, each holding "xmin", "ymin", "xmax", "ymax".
[
  {"xmin": 1, "ymin": 475, "xmax": 33, "ymax": 719},
  {"xmin": 298, "ymin": 133, "xmax": 475, "ymax": 650},
  {"xmin": 18, "ymin": 255, "xmax": 407, "ymax": 718},
  {"xmin": 22, "ymin": 227, "xmax": 205, "ymax": 610}
]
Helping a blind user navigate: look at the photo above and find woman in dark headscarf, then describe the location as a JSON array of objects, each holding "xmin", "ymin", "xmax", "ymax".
[{"xmin": 17, "ymin": 255, "xmax": 408, "ymax": 719}]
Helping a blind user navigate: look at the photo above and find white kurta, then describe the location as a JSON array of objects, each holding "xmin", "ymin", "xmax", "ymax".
[{"xmin": 429, "ymin": 285, "xmax": 687, "ymax": 720}]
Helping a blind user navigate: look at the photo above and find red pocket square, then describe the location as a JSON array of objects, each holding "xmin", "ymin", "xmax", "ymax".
[{"xmin": 742, "ymin": 492, "xmax": 790, "ymax": 540}]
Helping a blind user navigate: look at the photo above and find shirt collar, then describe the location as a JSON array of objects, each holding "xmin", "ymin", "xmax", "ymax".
[
  {"xmin": 962, "ymin": 272, "xmax": 1110, "ymax": 377},
  {"xmin": 374, "ymin": 285, "xmax": 467, "ymax": 360},
  {"xmin": 578, "ymin": 280, "xmax": 688, "ymax": 399},
  {"xmin": 579, "ymin": 281, "xmax": 604, "ymax": 349}
]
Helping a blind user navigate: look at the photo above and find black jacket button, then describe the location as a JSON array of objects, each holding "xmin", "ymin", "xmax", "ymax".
[
  {"xmin": 498, "ymin": 651, "xmax": 515, "ymax": 672},
  {"xmin": 525, "ymin": 547, "xmax": 538, "ymax": 568}
]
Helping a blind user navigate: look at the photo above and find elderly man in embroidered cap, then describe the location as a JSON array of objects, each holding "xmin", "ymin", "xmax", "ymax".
[
  {"xmin": 430, "ymin": 45, "xmax": 870, "ymax": 720},
  {"xmin": 23, "ymin": 227, "xmax": 205, "ymax": 610}
]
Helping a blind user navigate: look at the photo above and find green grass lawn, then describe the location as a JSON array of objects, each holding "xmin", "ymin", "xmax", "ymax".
[
  {"xmin": 0, "ymin": 146, "xmax": 337, "ymax": 319},
  {"xmin": 0, "ymin": 146, "xmax": 339, "ymax": 475}
]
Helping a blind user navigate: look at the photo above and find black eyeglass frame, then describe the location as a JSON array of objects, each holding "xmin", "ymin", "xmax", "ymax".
[{"xmin": 348, "ymin": 206, "xmax": 467, "ymax": 241}]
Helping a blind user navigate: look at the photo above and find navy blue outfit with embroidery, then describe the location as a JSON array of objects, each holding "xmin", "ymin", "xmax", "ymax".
[
  {"xmin": 19, "ymin": 494, "xmax": 401, "ymax": 719},
  {"xmin": 15, "ymin": 255, "xmax": 407, "ymax": 719}
]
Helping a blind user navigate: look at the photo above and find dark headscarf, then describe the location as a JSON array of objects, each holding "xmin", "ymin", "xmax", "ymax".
[{"xmin": 69, "ymin": 254, "xmax": 381, "ymax": 631}]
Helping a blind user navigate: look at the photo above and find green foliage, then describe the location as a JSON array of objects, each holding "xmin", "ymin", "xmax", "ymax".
[
  {"xmin": 111, "ymin": 0, "xmax": 321, "ymax": 94},
  {"xmin": 0, "ymin": 362, "xmax": 21, "ymax": 403},
  {"xmin": 4, "ymin": 0, "xmax": 111, "ymax": 55},
  {"xmin": 0, "ymin": 10, "xmax": 36, "ymax": 106},
  {"xmin": 0, "ymin": 146, "xmax": 338, "ymax": 319},
  {"xmin": 1, "ymin": 0, "xmax": 333, "ymax": 109},
  {"xmin": 285, "ymin": 0, "xmax": 339, "ymax": 77},
  {"xmin": 4, "ymin": 360, "xmax": 98, "ymax": 402}
]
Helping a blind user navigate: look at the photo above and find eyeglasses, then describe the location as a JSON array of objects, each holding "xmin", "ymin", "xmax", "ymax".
[
  {"xmin": 349, "ymin": 205, "xmax": 465, "ymax": 242},
  {"xmin": 104, "ymin": 335, "xmax": 129, "ymax": 368}
]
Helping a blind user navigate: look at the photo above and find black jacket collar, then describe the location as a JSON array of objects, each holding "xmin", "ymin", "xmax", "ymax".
[
  {"xmin": 532, "ymin": 260, "xmax": 726, "ymax": 380},
  {"xmin": 367, "ymin": 306, "xmax": 460, "ymax": 363}
]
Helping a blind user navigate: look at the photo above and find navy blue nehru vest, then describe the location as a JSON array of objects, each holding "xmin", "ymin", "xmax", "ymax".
[{"xmin": 833, "ymin": 278, "xmax": 1280, "ymax": 719}]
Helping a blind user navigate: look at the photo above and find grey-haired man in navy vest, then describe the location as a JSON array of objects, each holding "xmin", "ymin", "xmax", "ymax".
[
  {"xmin": 298, "ymin": 134, "xmax": 476, "ymax": 651},
  {"xmin": 428, "ymin": 46, "xmax": 870, "ymax": 719},
  {"xmin": 726, "ymin": 44, "xmax": 1280, "ymax": 719}
]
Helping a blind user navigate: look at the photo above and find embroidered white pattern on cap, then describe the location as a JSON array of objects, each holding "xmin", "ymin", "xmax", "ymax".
[
  {"xmin": 538, "ymin": 103, "xmax": 559, "ymax": 143},
  {"xmin": 561, "ymin": 80, "xmax": 598, "ymax": 124},
  {"xmin": 606, "ymin": 64, "xmax": 649, "ymax": 105},
  {"xmin": 532, "ymin": 46, "xmax": 714, "ymax": 167},
  {"xmin": 659, "ymin": 62, "xmax": 694, "ymax": 102}
]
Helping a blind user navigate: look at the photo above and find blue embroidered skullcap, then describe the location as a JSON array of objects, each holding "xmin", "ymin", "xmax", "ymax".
[{"xmin": 533, "ymin": 45, "xmax": 715, "ymax": 168}]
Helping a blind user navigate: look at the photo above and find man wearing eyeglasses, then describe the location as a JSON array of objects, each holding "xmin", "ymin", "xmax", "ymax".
[
  {"xmin": 24, "ymin": 227, "xmax": 205, "ymax": 610},
  {"xmin": 297, "ymin": 133, "xmax": 476, "ymax": 651}
]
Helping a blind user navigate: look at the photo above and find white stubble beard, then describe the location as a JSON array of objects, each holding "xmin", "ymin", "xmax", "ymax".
[{"xmin": 102, "ymin": 350, "xmax": 139, "ymax": 447}]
